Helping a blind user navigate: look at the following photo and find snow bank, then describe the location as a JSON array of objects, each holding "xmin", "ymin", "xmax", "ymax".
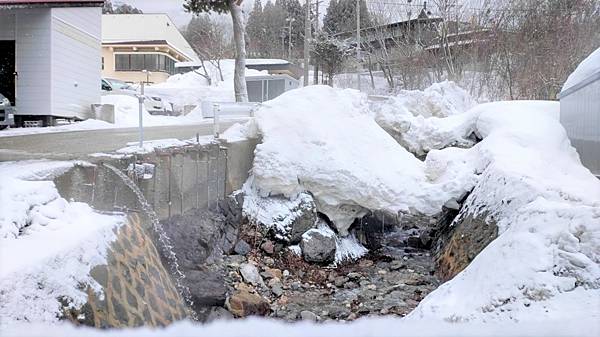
[
  {"xmin": 2, "ymin": 314, "xmax": 598, "ymax": 337},
  {"xmin": 145, "ymin": 60, "xmax": 267, "ymax": 113},
  {"xmin": 409, "ymin": 101, "xmax": 600, "ymax": 323},
  {"xmin": 372, "ymin": 81, "xmax": 478, "ymax": 156},
  {"xmin": 562, "ymin": 47, "xmax": 600, "ymax": 92},
  {"xmin": 245, "ymin": 85, "xmax": 475, "ymax": 235},
  {"xmin": 0, "ymin": 161, "xmax": 125, "ymax": 328}
]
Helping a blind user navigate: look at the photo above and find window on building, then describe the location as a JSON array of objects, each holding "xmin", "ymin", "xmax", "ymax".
[
  {"xmin": 130, "ymin": 54, "xmax": 144, "ymax": 71},
  {"xmin": 114, "ymin": 53, "xmax": 178, "ymax": 74},
  {"xmin": 115, "ymin": 54, "xmax": 130, "ymax": 71}
]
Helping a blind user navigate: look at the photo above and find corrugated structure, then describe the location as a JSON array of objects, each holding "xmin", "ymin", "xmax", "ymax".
[{"xmin": 558, "ymin": 68, "xmax": 600, "ymax": 177}]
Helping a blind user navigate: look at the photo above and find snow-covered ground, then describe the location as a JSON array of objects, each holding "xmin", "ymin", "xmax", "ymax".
[
  {"xmin": 2, "ymin": 315, "xmax": 597, "ymax": 337},
  {"xmin": 0, "ymin": 161, "xmax": 125, "ymax": 328}
]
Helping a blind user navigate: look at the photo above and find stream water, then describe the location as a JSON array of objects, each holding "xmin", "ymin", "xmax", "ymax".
[{"xmin": 102, "ymin": 163, "xmax": 198, "ymax": 320}]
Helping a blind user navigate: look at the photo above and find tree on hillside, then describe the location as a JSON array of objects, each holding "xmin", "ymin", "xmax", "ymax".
[
  {"xmin": 184, "ymin": 0, "xmax": 249, "ymax": 102},
  {"xmin": 323, "ymin": 0, "xmax": 371, "ymax": 35},
  {"xmin": 102, "ymin": 1, "xmax": 143, "ymax": 14},
  {"xmin": 246, "ymin": 0, "xmax": 267, "ymax": 56}
]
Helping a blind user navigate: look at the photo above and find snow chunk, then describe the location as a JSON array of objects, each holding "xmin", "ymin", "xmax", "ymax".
[
  {"xmin": 248, "ymin": 85, "xmax": 475, "ymax": 235},
  {"xmin": 372, "ymin": 81, "xmax": 478, "ymax": 156},
  {"xmin": 562, "ymin": 47, "xmax": 600, "ymax": 92}
]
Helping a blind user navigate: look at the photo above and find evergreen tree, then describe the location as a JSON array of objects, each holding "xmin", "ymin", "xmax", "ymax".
[
  {"xmin": 247, "ymin": 0, "xmax": 266, "ymax": 56},
  {"xmin": 323, "ymin": 0, "xmax": 371, "ymax": 35}
]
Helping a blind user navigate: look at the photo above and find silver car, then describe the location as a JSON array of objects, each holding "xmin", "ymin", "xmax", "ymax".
[
  {"xmin": 0, "ymin": 93, "xmax": 15, "ymax": 130},
  {"xmin": 102, "ymin": 78, "xmax": 165, "ymax": 113}
]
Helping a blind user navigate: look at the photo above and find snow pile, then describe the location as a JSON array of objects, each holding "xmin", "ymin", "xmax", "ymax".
[
  {"xmin": 0, "ymin": 161, "xmax": 125, "ymax": 328},
  {"xmin": 244, "ymin": 85, "xmax": 475, "ymax": 235},
  {"xmin": 372, "ymin": 81, "xmax": 478, "ymax": 156},
  {"xmin": 100, "ymin": 95, "xmax": 196, "ymax": 127},
  {"xmin": 409, "ymin": 101, "xmax": 600, "ymax": 322},
  {"xmin": 562, "ymin": 47, "xmax": 600, "ymax": 92},
  {"xmin": 145, "ymin": 60, "xmax": 267, "ymax": 113}
]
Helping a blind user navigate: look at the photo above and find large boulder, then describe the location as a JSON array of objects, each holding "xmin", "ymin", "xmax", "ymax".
[
  {"xmin": 243, "ymin": 191, "xmax": 317, "ymax": 244},
  {"xmin": 434, "ymin": 210, "xmax": 498, "ymax": 281},
  {"xmin": 300, "ymin": 227, "xmax": 336, "ymax": 264}
]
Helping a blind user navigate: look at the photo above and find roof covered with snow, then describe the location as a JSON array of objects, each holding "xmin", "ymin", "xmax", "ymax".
[
  {"xmin": 102, "ymin": 14, "xmax": 200, "ymax": 62},
  {"xmin": 561, "ymin": 47, "xmax": 600, "ymax": 97}
]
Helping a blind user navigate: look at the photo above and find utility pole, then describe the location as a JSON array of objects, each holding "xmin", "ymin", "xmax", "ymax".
[
  {"xmin": 356, "ymin": 0, "xmax": 361, "ymax": 91},
  {"xmin": 287, "ymin": 17, "xmax": 295, "ymax": 60},
  {"xmin": 303, "ymin": 0, "xmax": 311, "ymax": 86},
  {"xmin": 313, "ymin": 0, "xmax": 322, "ymax": 85}
]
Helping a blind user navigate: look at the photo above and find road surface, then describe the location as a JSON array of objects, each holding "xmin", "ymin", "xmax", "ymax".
[{"xmin": 0, "ymin": 120, "xmax": 242, "ymax": 161}]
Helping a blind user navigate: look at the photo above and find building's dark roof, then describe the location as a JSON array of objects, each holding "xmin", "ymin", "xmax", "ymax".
[
  {"xmin": 104, "ymin": 40, "xmax": 169, "ymax": 46},
  {"xmin": 0, "ymin": 0, "xmax": 103, "ymax": 8}
]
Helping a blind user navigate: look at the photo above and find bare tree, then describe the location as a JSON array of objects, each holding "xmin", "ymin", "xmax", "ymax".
[{"xmin": 185, "ymin": 15, "xmax": 233, "ymax": 83}]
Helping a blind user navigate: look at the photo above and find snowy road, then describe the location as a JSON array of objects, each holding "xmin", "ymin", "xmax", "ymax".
[{"xmin": 0, "ymin": 120, "xmax": 243, "ymax": 161}]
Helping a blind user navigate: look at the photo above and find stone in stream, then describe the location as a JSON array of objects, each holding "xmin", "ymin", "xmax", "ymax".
[
  {"xmin": 300, "ymin": 228, "xmax": 336, "ymax": 264},
  {"xmin": 240, "ymin": 263, "xmax": 265, "ymax": 287},
  {"xmin": 234, "ymin": 240, "xmax": 252, "ymax": 256},
  {"xmin": 226, "ymin": 288, "xmax": 270, "ymax": 317},
  {"xmin": 260, "ymin": 240, "xmax": 275, "ymax": 255},
  {"xmin": 300, "ymin": 310, "xmax": 319, "ymax": 321}
]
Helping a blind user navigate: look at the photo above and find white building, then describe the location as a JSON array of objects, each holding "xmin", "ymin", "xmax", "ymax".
[
  {"xmin": 0, "ymin": 0, "xmax": 103, "ymax": 126},
  {"xmin": 559, "ymin": 47, "xmax": 600, "ymax": 177}
]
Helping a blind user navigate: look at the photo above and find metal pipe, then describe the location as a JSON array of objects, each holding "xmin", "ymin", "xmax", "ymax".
[{"xmin": 138, "ymin": 81, "xmax": 145, "ymax": 148}]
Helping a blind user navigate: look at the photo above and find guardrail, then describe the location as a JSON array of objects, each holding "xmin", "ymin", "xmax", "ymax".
[{"xmin": 200, "ymin": 101, "xmax": 260, "ymax": 118}]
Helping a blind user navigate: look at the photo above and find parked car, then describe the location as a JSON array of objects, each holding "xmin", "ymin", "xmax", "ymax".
[
  {"xmin": 101, "ymin": 78, "xmax": 165, "ymax": 113},
  {"xmin": 0, "ymin": 93, "xmax": 15, "ymax": 130}
]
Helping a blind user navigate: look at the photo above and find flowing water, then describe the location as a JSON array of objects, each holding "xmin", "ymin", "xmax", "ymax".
[{"xmin": 102, "ymin": 163, "xmax": 198, "ymax": 320}]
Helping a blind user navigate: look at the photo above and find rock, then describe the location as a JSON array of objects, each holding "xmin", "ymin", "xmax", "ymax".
[
  {"xmin": 358, "ymin": 259, "xmax": 374, "ymax": 268},
  {"xmin": 185, "ymin": 269, "xmax": 226, "ymax": 310},
  {"xmin": 240, "ymin": 263, "xmax": 265, "ymax": 287},
  {"xmin": 347, "ymin": 272, "xmax": 362, "ymax": 280},
  {"xmin": 234, "ymin": 240, "xmax": 252, "ymax": 256},
  {"xmin": 262, "ymin": 268, "xmax": 283, "ymax": 280},
  {"xmin": 390, "ymin": 260, "xmax": 406, "ymax": 270},
  {"xmin": 419, "ymin": 230, "xmax": 433, "ymax": 249},
  {"xmin": 265, "ymin": 257, "xmax": 275, "ymax": 267},
  {"xmin": 334, "ymin": 276, "xmax": 349, "ymax": 287},
  {"xmin": 226, "ymin": 289, "xmax": 270, "ymax": 317},
  {"xmin": 261, "ymin": 240, "xmax": 275, "ymax": 255},
  {"xmin": 283, "ymin": 270, "xmax": 290, "ymax": 278},
  {"xmin": 343, "ymin": 281, "xmax": 358, "ymax": 289},
  {"xmin": 300, "ymin": 310, "xmax": 319, "ymax": 322},
  {"xmin": 261, "ymin": 193, "xmax": 318, "ymax": 244},
  {"xmin": 407, "ymin": 236, "xmax": 423, "ymax": 249},
  {"xmin": 269, "ymin": 279, "xmax": 284, "ymax": 297},
  {"xmin": 205, "ymin": 306, "xmax": 233, "ymax": 322},
  {"xmin": 300, "ymin": 229, "xmax": 336, "ymax": 264}
]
